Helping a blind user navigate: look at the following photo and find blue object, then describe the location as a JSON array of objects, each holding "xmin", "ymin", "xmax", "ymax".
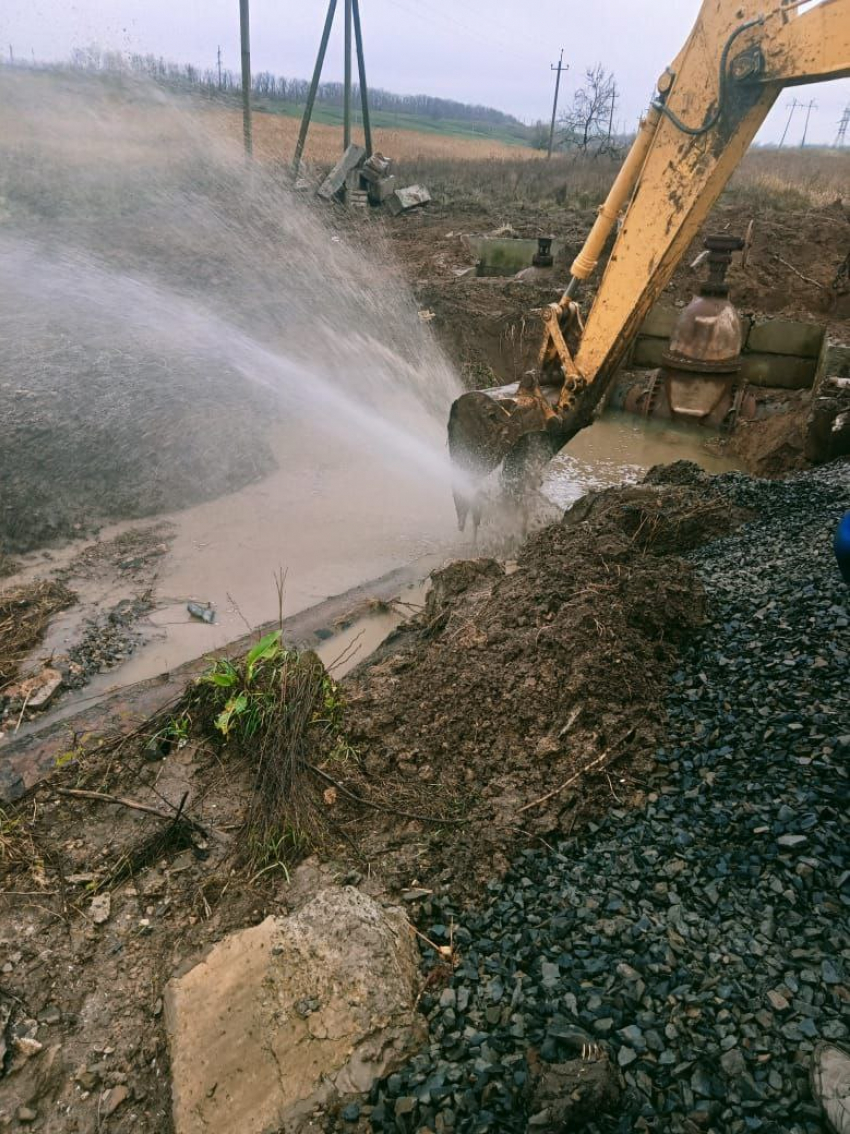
[{"xmin": 835, "ymin": 511, "xmax": 850, "ymax": 584}]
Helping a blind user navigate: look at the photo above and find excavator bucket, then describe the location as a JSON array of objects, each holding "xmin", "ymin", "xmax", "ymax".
[
  {"xmin": 447, "ymin": 380, "xmax": 559, "ymax": 531},
  {"xmin": 447, "ymin": 298, "xmax": 586, "ymax": 531}
]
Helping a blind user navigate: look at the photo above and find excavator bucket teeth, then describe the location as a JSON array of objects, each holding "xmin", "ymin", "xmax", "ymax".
[{"xmin": 447, "ymin": 382, "xmax": 561, "ymax": 530}]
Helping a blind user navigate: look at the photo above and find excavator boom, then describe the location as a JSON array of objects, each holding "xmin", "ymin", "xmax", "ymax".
[{"xmin": 449, "ymin": 0, "xmax": 850, "ymax": 530}]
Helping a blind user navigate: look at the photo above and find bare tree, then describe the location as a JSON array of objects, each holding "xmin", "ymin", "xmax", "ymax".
[{"xmin": 560, "ymin": 64, "xmax": 618, "ymax": 154}]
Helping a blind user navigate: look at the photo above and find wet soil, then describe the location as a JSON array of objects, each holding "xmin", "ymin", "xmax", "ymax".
[
  {"xmin": 381, "ymin": 197, "xmax": 850, "ymax": 393},
  {"xmin": 0, "ymin": 469, "xmax": 752, "ymax": 1134},
  {"xmin": 319, "ymin": 469, "xmax": 750, "ymax": 897}
]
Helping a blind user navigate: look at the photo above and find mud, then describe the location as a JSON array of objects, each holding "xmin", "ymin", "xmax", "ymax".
[
  {"xmin": 319, "ymin": 471, "xmax": 750, "ymax": 897},
  {"xmin": 0, "ymin": 470, "xmax": 738, "ymax": 1133}
]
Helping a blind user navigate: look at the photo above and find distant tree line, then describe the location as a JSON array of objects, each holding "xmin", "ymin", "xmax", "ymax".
[{"xmin": 54, "ymin": 45, "xmax": 527, "ymax": 133}]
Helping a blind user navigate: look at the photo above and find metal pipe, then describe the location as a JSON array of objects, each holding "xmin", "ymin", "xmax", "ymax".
[
  {"xmin": 569, "ymin": 103, "xmax": 662, "ymax": 285},
  {"xmin": 352, "ymin": 0, "xmax": 373, "ymax": 157},
  {"xmin": 292, "ymin": 0, "xmax": 338, "ymax": 175},
  {"xmin": 239, "ymin": 0, "xmax": 253, "ymax": 158},
  {"xmin": 344, "ymin": 0, "xmax": 353, "ymax": 150}
]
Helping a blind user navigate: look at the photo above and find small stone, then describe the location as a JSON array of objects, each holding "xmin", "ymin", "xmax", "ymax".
[
  {"xmin": 767, "ymin": 990, "xmax": 790, "ymax": 1012},
  {"xmin": 100, "ymin": 1085, "xmax": 129, "ymax": 1117},
  {"xmin": 342, "ymin": 1102, "xmax": 361, "ymax": 1122},
  {"xmin": 17, "ymin": 1108, "xmax": 37, "ymax": 1123},
  {"xmin": 721, "ymin": 1048, "xmax": 746, "ymax": 1078},
  {"xmin": 777, "ymin": 835, "xmax": 807, "ymax": 850},
  {"xmin": 618, "ymin": 1047, "xmax": 637, "ymax": 1067},
  {"xmin": 90, "ymin": 893, "xmax": 111, "ymax": 925}
]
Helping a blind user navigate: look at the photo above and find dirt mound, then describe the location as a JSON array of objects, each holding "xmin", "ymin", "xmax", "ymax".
[
  {"xmin": 321, "ymin": 480, "xmax": 746, "ymax": 895},
  {"xmin": 728, "ymin": 398, "xmax": 811, "ymax": 477},
  {"xmin": 0, "ymin": 474, "xmax": 752, "ymax": 1132}
]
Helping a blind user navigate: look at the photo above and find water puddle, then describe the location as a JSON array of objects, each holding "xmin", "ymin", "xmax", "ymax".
[{"xmin": 542, "ymin": 411, "xmax": 740, "ymax": 509}]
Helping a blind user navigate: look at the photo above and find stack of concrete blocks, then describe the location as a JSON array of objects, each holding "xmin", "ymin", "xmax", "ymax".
[
  {"xmin": 316, "ymin": 144, "xmax": 430, "ymax": 214},
  {"xmin": 360, "ymin": 152, "xmax": 397, "ymax": 206}
]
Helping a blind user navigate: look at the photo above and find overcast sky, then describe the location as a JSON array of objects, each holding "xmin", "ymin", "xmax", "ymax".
[{"xmin": 3, "ymin": 0, "xmax": 849, "ymax": 145}]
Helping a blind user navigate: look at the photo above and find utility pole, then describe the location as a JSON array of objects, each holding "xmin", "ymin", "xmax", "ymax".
[
  {"xmin": 800, "ymin": 99, "xmax": 817, "ymax": 147},
  {"xmin": 836, "ymin": 105, "xmax": 850, "ymax": 148},
  {"xmin": 343, "ymin": 0, "xmax": 353, "ymax": 150},
  {"xmin": 293, "ymin": 0, "xmax": 373, "ymax": 175},
  {"xmin": 779, "ymin": 97, "xmax": 799, "ymax": 147},
  {"xmin": 547, "ymin": 49, "xmax": 566, "ymax": 159},
  {"xmin": 606, "ymin": 82, "xmax": 618, "ymax": 148},
  {"xmin": 217, "ymin": 45, "xmax": 222, "ymax": 90},
  {"xmin": 8, "ymin": 45, "xmax": 13, "ymax": 65},
  {"xmin": 351, "ymin": 0, "xmax": 373, "ymax": 158},
  {"xmin": 239, "ymin": 0, "xmax": 253, "ymax": 158}
]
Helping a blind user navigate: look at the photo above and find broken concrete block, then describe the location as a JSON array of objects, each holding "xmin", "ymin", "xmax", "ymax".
[
  {"xmin": 4, "ymin": 667, "xmax": 62, "ymax": 710},
  {"xmin": 317, "ymin": 144, "xmax": 366, "ymax": 201},
  {"xmin": 368, "ymin": 175, "xmax": 397, "ymax": 205},
  {"xmin": 361, "ymin": 151, "xmax": 392, "ymax": 181},
  {"xmin": 386, "ymin": 184, "xmax": 431, "ymax": 215},
  {"xmin": 165, "ymin": 887, "xmax": 424, "ymax": 1134}
]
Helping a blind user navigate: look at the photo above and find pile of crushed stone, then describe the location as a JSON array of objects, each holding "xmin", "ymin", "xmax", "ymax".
[{"xmin": 324, "ymin": 466, "xmax": 747, "ymax": 896}]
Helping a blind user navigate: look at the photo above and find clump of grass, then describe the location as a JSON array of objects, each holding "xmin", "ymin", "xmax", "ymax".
[
  {"xmin": 187, "ymin": 631, "xmax": 347, "ymax": 878},
  {"xmin": 0, "ymin": 580, "xmax": 76, "ymax": 687}
]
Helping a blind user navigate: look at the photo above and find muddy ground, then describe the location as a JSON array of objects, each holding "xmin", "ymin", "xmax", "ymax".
[
  {"xmin": 0, "ymin": 468, "xmax": 754, "ymax": 1132},
  {"xmin": 382, "ymin": 195, "xmax": 850, "ymax": 389},
  {"xmin": 3, "ymin": 179, "xmax": 848, "ymax": 559}
]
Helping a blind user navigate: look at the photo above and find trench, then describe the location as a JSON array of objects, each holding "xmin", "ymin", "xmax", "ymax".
[{"xmin": 2, "ymin": 411, "xmax": 739, "ymax": 765}]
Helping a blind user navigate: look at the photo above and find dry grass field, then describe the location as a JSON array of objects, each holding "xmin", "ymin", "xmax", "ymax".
[{"xmin": 216, "ymin": 106, "xmax": 540, "ymax": 165}]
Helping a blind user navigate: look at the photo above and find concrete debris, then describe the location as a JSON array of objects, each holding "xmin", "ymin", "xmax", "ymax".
[
  {"xmin": 165, "ymin": 887, "xmax": 424, "ymax": 1134},
  {"xmin": 387, "ymin": 184, "xmax": 432, "ymax": 216},
  {"xmin": 317, "ymin": 144, "xmax": 367, "ymax": 201},
  {"xmin": 367, "ymin": 175, "xmax": 397, "ymax": 205},
  {"xmin": 3, "ymin": 666, "xmax": 63, "ymax": 710},
  {"xmin": 361, "ymin": 152, "xmax": 392, "ymax": 181}
]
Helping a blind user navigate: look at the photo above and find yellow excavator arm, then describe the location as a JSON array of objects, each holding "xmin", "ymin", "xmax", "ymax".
[{"xmin": 448, "ymin": 0, "xmax": 850, "ymax": 529}]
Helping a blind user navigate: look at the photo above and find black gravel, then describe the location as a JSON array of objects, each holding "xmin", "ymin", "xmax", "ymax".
[{"xmin": 361, "ymin": 464, "xmax": 850, "ymax": 1134}]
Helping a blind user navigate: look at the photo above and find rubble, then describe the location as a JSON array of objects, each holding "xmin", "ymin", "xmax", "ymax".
[
  {"xmin": 317, "ymin": 143, "xmax": 367, "ymax": 201},
  {"xmin": 387, "ymin": 184, "xmax": 432, "ymax": 215},
  {"xmin": 165, "ymin": 887, "xmax": 424, "ymax": 1134}
]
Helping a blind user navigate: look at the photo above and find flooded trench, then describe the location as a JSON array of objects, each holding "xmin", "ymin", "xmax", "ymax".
[{"xmin": 3, "ymin": 411, "xmax": 739, "ymax": 751}]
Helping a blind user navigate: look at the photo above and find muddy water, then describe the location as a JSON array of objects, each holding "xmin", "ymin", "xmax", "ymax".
[
  {"xmin": 542, "ymin": 411, "xmax": 740, "ymax": 510},
  {"xmin": 6, "ymin": 412, "xmax": 739, "ymax": 734}
]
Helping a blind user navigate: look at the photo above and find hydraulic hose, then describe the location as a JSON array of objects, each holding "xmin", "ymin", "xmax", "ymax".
[{"xmin": 653, "ymin": 15, "xmax": 766, "ymax": 137}]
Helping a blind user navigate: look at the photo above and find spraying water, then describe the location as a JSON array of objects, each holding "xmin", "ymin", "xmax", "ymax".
[{"xmin": 0, "ymin": 66, "xmax": 463, "ymax": 558}]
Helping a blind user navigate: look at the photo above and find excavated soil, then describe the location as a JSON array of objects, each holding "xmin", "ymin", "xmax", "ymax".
[
  {"xmin": 0, "ymin": 470, "xmax": 746, "ymax": 1132},
  {"xmin": 321, "ymin": 470, "xmax": 750, "ymax": 895},
  {"xmin": 383, "ymin": 197, "xmax": 850, "ymax": 395}
]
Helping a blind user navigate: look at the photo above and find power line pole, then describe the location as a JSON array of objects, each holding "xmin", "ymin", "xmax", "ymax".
[
  {"xmin": 606, "ymin": 82, "xmax": 618, "ymax": 147},
  {"xmin": 547, "ymin": 49, "xmax": 567, "ymax": 159},
  {"xmin": 293, "ymin": 0, "xmax": 373, "ymax": 174},
  {"xmin": 834, "ymin": 104, "xmax": 849, "ymax": 148},
  {"xmin": 351, "ymin": 0, "xmax": 373, "ymax": 158},
  {"xmin": 800, "ymin": 99, "xmax": 817, "ymax": 148},
  {"xmin": 343, "ymin": 0, "xmax": 353, "ymax": 150},
  {"xmin": 239, "ymin": 0, "xmax": 253, "ymax": 158},
  {"xmin": 779, "ymin": 97, "xmax": 799, "ymax": 147},
  {"xmin": 217, "ymin": 45, "xmax": 222, "ymax": 89}
]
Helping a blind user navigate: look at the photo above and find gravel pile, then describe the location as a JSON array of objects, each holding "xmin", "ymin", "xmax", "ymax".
[{"xmin": 357, "ymin": 463, "xmax": 849, "ymax": 1134}]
